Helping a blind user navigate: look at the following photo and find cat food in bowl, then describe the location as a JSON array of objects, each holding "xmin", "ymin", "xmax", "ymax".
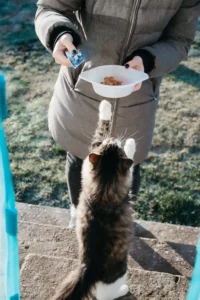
[
  {"xmin": 101, "ymin": 76, "xmax": 123, "ymax": 86},
  {"xmin": 79, "ymin": 65, "xmax": 149, "ymax": 98}
]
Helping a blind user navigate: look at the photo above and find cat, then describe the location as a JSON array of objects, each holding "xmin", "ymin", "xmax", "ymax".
[{"xmin": 52, "ymin": 100, "xmax": 136, "ymax": 300}]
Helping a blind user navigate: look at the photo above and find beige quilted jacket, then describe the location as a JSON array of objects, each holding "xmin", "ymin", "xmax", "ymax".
[{"xmin": 35, "ymin": 0, "xmax": 200, "ymax": 164}]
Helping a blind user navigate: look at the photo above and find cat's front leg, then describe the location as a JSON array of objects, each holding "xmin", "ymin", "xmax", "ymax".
[
  {"xmin": 91, "ymin": 100, "xmax": 112, "ymax": 150},
  {"xmin": 124, "ymin": 138, "xmax": 136, "ymax": 161},
  {"xmin": 68, "ymin": 204, "xmax": 77, "ymax": 228},
  {"xmin": 99, "ymin": 100, "xmax": 112, "ymax": 121}
]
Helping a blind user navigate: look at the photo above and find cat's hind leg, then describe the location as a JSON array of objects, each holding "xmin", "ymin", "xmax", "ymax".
[
  {"xmin": 94, "ymin": 272, "xmax": 128, "ymax": 300},
  {"xmin": 99, "ymin": 100, "xmax": 112, "ymax": 121},
  {"xmin": 117, "ymin": 284, "xmax": 129, "ymax": 298}
]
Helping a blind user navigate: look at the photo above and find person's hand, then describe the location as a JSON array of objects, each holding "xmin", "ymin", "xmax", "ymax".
[
  {"xmin": 125, "ymin": 56, "xmax": 144, "ymax": 92},
  {"xmin": 53, "ymin": 33, "xmax": 77, "ymax": 67}
]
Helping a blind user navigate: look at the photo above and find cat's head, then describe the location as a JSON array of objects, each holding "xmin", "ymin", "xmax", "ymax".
[{"xmin": 82, "ymin": 138, "xmax": 136, "ymax": 190}]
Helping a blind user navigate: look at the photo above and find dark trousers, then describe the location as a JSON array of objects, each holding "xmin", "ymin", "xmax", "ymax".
[{"xmin": 66, "ymin": 152, "xmax": 141, "ymax": 206}]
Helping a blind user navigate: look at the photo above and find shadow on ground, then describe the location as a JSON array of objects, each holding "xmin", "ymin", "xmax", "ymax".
[
  {"xmin": 169, "ymin": 64, "xmax": 200, "ymax": 89},
  {"xmin": 131, "ymin": 222, "xmax": 196, "ymax": 278},
  {"xmin": 168, "ymin": 242, "xmax": 196, "ymax": 267}
]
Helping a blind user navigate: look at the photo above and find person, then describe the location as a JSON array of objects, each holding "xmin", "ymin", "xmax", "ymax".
[{"xmin": 35, "ymin": 0, "xmax": 200, "ymax": 224}]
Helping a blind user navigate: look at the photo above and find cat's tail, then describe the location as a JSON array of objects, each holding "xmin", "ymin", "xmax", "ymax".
[{"xmin": 51, "ymin": 264, "xmax": 92, "ymax": 300}]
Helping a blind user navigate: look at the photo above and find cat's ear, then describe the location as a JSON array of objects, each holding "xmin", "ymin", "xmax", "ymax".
[
  {"xmin": 89, "ymin": 153, "xmax": 101, "ymax": 164},
  {"xmin": 121, "ymin": 158, "xmax": 133, "ymax": 170}
]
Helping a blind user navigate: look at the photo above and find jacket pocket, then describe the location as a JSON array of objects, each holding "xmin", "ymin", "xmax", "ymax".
[
  {"xmin": 63, "ymin": 63, "xmax": 85, "ymax": 90},
  {"xmin": 64, "ymin": 63, "xmax": 102, "ymax": 102},
  {"xmin": 118, "ymin": 78, "xmax": 158, "ymax": 108},
  {"xmin": 119, "ymin": 95, "xmax": 158, "ymax": 108},
  {"xmin": 64, "ymin": 67, "xmax": 160, "ymax": 105}
]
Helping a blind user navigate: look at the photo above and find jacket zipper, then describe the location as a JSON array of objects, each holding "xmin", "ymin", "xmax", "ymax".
[
  {"xmin": 120, "ymin": 0, "xmax": 142, "ymax": 64},
  {"xmin": 111, "ymin": 0, "xmax": 142, "ymax": 135}
]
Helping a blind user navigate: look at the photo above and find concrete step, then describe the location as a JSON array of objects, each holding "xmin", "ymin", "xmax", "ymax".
[
  {"xmin": 17, "ymin": 202, "xmax": 199, "ymax": 244},
  {"xmin": 17, "ymin": 202, "xmax": 70, "ymax": 227},
  {"xmin": 19, "ymin": 221, "xmax": 195, "ymax": 278},
  {"xmin": 19, "ymin": 221, "xmax": 78, "ymax": 266},
  {"xmin": 18, "ymin": 203, "xmax": 198, "ymax": 300},
  {"xmin": 20, "ymin": 254, "xmax": 189, "ymax": 300}
]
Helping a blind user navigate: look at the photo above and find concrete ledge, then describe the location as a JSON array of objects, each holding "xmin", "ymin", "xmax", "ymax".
[
  {"xmin": 18, "ymin": 203, "xmax": 198, "ymax": 300},
  {"xmin": 17, "ymin": 203, "xmax": 70, "ymax": 227},
  {"xmin": 134, "ymin": 220, "xmax": 199, "ymax": 245},
  {"xmin": 20, "ymin": 254, "xmax": 78, "ymax": 300},
  {"xmin": 127, "ymin": 268, "xmax": 188, "ymax": 300},
  {"xmin": 129, "ymin": 237, "xmax": 194, "ymax": 278},
  {"xmin": 19, "ymin": 240, "xmax": 78, "ymax": 267},
  {"xmin": 19, "ymin": 221, "xmax": 74, "ymax": 243},
  {"xmin": 17, "ymin": 203, "xmax": 199, "ymax": 245},
  {"xmin": 19, "ymin": 221, "xmax": 78, "ymax": 266},
  {"xmin": 20, "ymin": 254, "xmax": 189, "ymax": 300},
  {"xmin": 19, "ymin": 221, "xmax": 195, "ymax": 277}
]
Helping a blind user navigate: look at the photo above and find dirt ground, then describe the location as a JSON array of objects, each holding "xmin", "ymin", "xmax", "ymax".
[{"xmin": 0, "ymin": 1, "xmax": 199, "ymax": 226}]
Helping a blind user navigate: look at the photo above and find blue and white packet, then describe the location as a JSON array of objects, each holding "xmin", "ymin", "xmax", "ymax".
[{"xmin": 65, "ymin": 50, "xmax": 86, "ymax": 69}]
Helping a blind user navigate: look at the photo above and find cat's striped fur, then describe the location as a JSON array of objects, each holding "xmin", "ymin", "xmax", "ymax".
[{"xmin": 52, "ymin": 100, "xmax": 136, "ymax": 300}]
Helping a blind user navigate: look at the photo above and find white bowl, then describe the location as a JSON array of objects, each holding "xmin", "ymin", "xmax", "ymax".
[{"xmin": 79, "ymin": 65, "xmax": 149, "ymax": 98}]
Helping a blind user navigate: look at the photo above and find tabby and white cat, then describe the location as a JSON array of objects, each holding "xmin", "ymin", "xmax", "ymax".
[{"xmin": 52, "ymin": 100, "xmax": 136, "ymax": 300}]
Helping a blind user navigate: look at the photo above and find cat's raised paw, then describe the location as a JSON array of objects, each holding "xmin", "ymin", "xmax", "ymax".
[
  {"xmin": 99, "ymin": 100, "xmax": 112, "ymax": 121},
  {"xmin": 124, "ymin": 138, "xmax": 136, "ymax": 160}
]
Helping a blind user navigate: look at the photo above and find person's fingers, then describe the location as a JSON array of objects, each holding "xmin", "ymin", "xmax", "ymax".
[
  {"xmin": 60, "ymin": 34, "xmax": 77, "ymax": 53},
  {"xmin": 124, "ymin": 56, "xmax": 144, "ymax": 92},
  {"xmin": 53, "ymin": 33, "xmax": 77, "ymax": 66},
  {"xmin": 53, "ymin": 41, "xmax": 70, "ymax": 66},
  {"xmin": 54, "ymin": 50, "xmax": 72, "ymax": 67},
  {"xmin": 125, "ymin": 56, "xmax": 144, "ymax": 72},
  {"xmin": 133, "ymin": 82, "xmax": 142, "ymax": 92}
]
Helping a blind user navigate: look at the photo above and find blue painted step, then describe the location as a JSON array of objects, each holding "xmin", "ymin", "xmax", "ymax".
[
  {"xmin": 0, "ymin": 73, "xmax": 20, "ymax": 300},
  {"xmin": 187, "ymin": 238, "xmax": 200, "ymax": 300}
]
